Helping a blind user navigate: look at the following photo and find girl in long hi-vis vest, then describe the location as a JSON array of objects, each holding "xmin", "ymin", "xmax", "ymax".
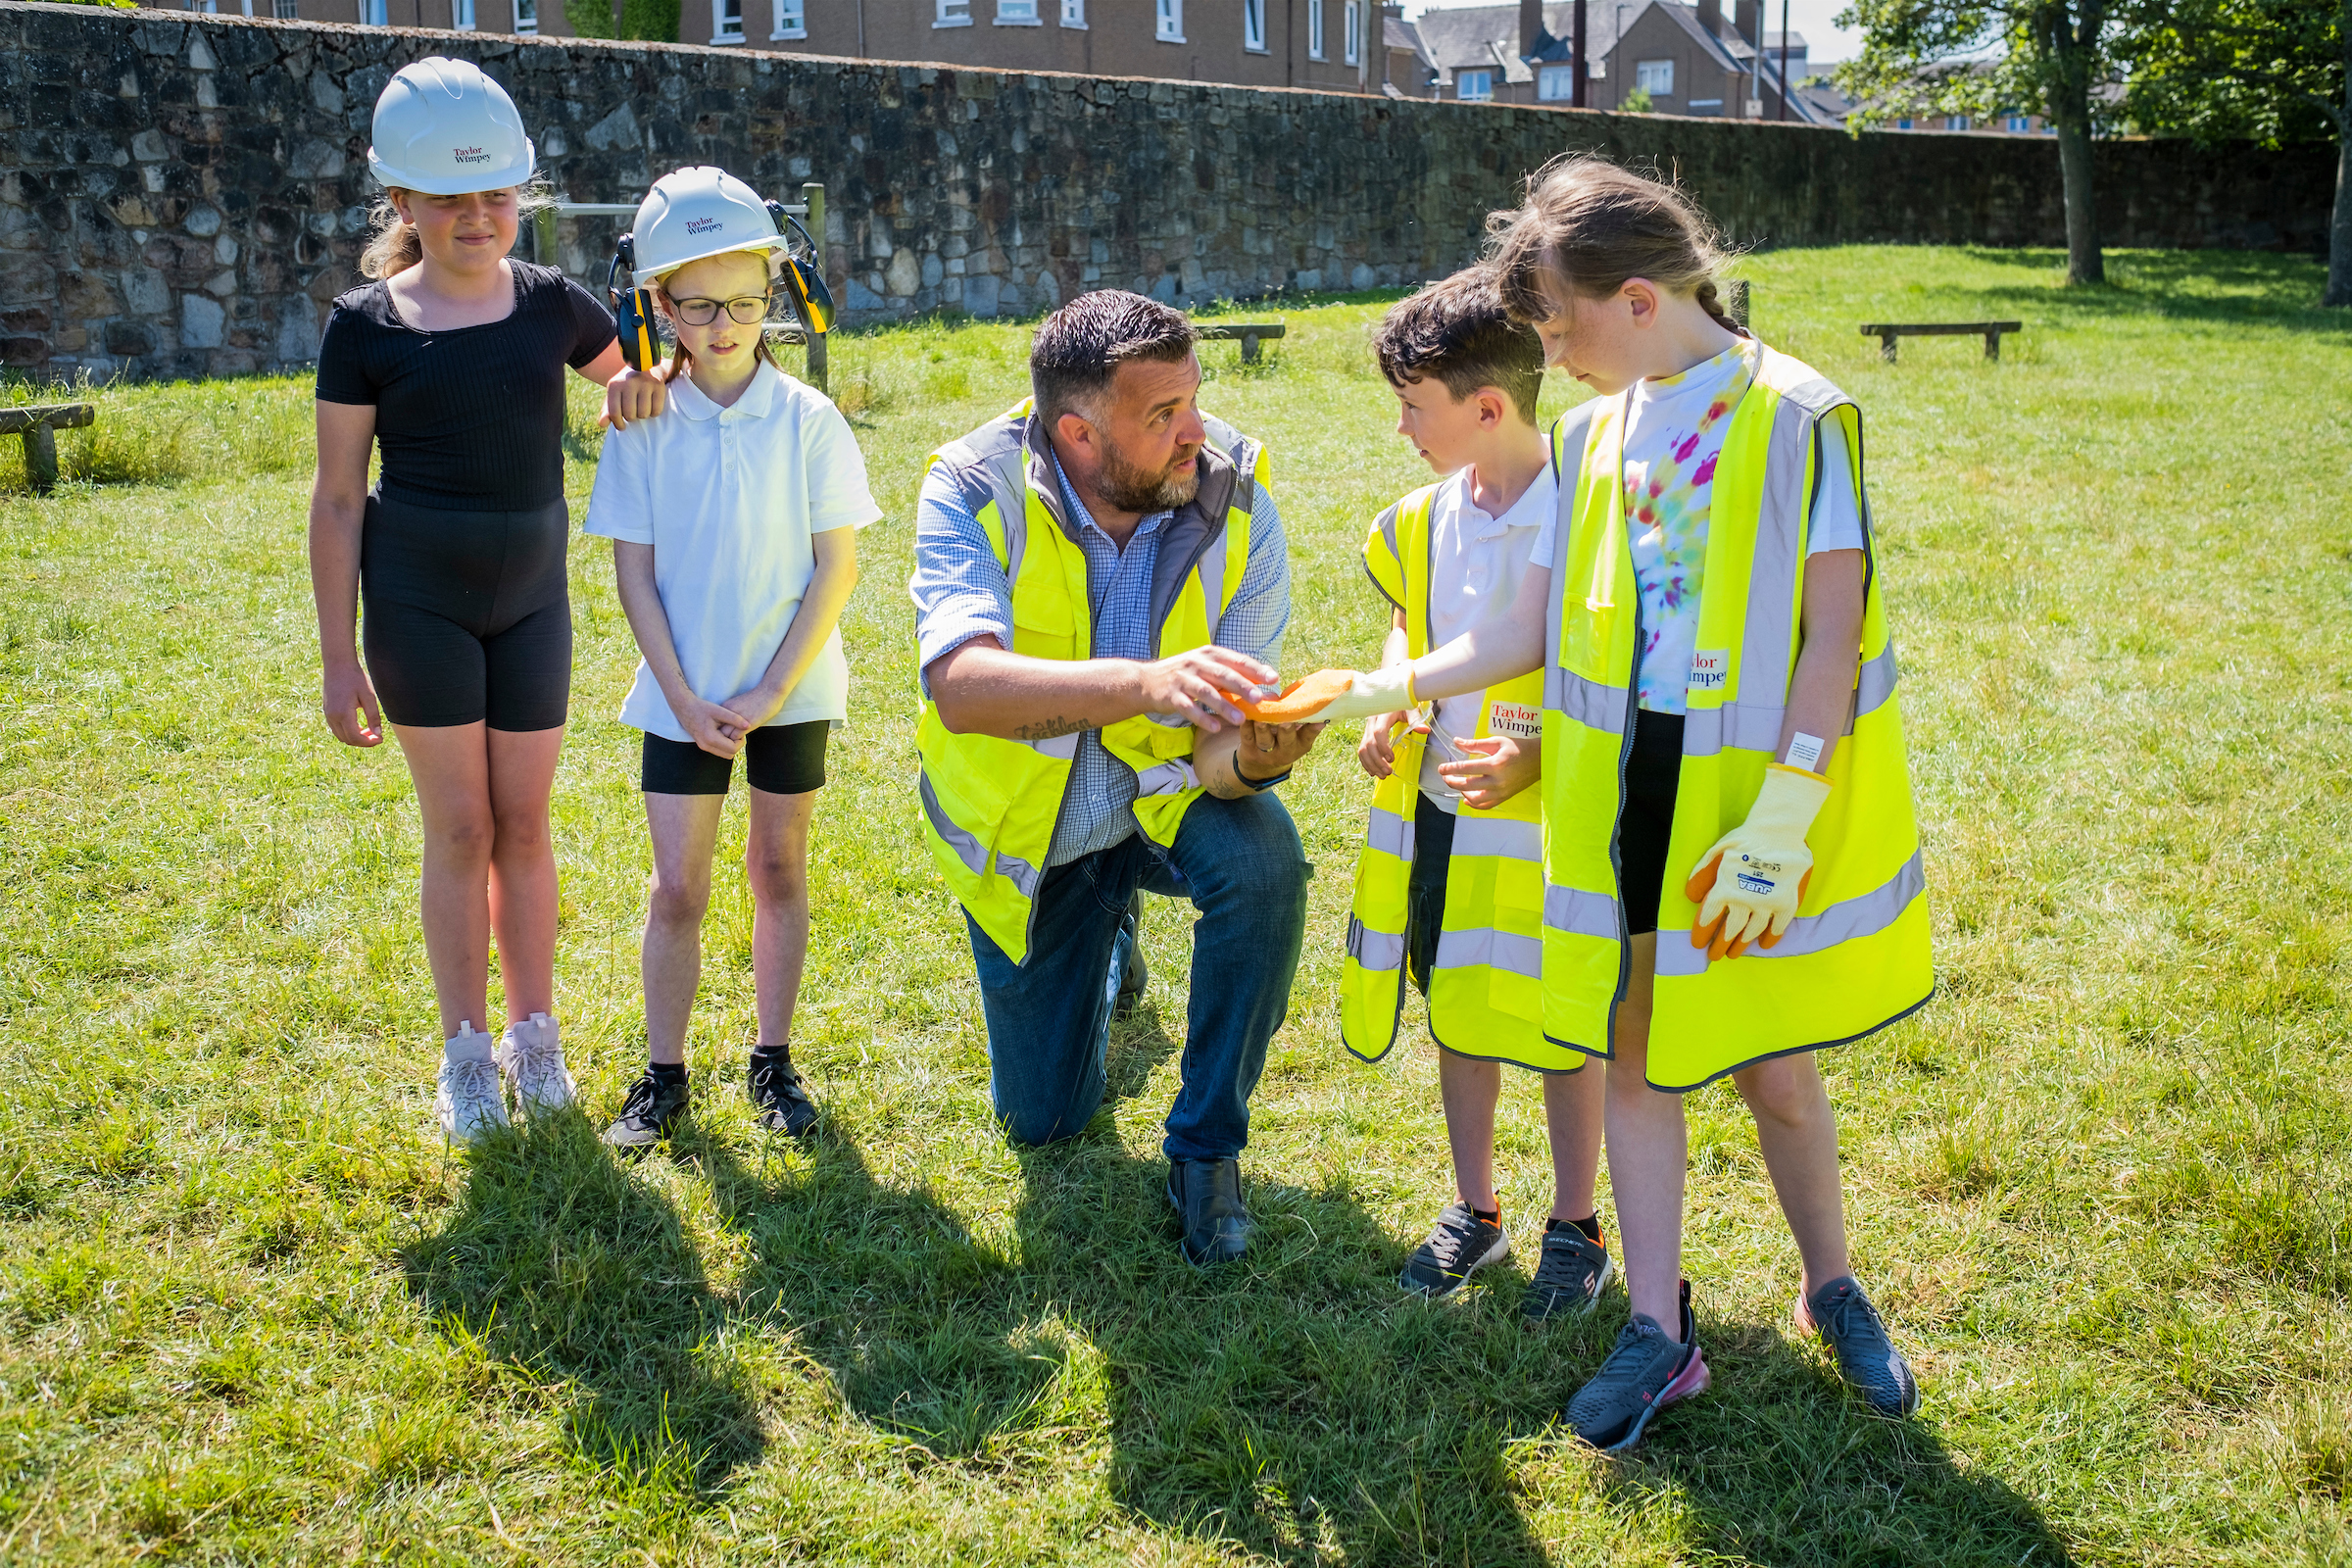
[{"xmin": 1283, "ymin": 159, "xmax": 1935, "ymax": 1450}]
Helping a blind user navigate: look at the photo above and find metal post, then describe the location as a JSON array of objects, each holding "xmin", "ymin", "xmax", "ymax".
[
  {"xmin": 1777, "ymin": 0, "xmax": 1789, "ymax": 119},
  {"xmin": 1572, "ymin": 0, "xmax": 1588, "ymax": 106},
  {"xmin": 801, "ymin": 181, "xmax": 828, "ymax": 394}
]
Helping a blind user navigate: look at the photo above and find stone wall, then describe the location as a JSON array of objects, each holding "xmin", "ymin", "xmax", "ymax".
[{"xmin": 0, "ymin": 1, "xmax": 2334, "ymax": 381}]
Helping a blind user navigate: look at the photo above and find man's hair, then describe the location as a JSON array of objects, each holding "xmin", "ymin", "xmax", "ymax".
[
  {"xmin": 1372, "ymin": 270, "xmax": 1544, "ymax": 424},
  {"xmin": 1030, "ymin": 289, "xmax": 1198, "ymax": 425}
]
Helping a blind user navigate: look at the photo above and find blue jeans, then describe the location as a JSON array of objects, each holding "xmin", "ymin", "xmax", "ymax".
[{"xmin": 963, "ymin": 789, "xmax": 1311, "ymax": 1162}]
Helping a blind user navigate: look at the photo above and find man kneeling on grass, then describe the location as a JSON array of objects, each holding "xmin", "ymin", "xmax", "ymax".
[{"xmin": 909, "ymin": 290, "xmax": 1321, "ymax": 1266}]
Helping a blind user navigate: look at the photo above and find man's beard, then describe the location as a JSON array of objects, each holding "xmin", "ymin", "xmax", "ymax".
[{"xmin": 1094, "ymin": 434, "xmax": 1201, "ymax": 514}]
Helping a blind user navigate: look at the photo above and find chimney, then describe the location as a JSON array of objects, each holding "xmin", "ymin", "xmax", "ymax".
[
  {"xmin": 1735, "ymin": 0, "xmax": 1758, "ymax": 40},
  {"xmin": 1520, "ymin": 0, "xmax": 1543, "ymax": 57},
  {"xmin": 1697, "ymin": 0, "xmax": 1721, "ymax": 40}
]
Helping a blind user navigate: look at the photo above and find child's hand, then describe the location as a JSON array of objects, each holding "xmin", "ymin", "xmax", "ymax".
[
  {"xmin": 1356, "ymin": 712, "xmax": 1404, "ymax": 779},
  {"xmin": 1437, "ymin": 735, "xmax": 1538, "ymax": 811},
  {"xmin": 601, "ymin": 365, "xmax": 668, "ymax": 429},
  {"xmin": 717, "ymin": 684, "xmax": 784, "ymax": 734},
  {"xmin": 678, "ymin": 696, "xmax": 753, "ymax": 759}
]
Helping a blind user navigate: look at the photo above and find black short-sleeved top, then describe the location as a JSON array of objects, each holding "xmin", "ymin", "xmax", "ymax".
[{"xmin": 316, "ymin": 261, "xmax": 618, "ymax": 513}]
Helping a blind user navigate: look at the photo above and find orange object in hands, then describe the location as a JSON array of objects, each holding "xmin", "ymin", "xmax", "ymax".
[
  {"xmin": 1684, "ymin": 853, "xmax": 1811, "ymax": 960},
  {"xmin": 1242, "ymin": 668, "xmax": 1357, "ymax": 722}
]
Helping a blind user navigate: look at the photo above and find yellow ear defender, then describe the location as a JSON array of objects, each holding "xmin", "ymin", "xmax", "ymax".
[
  {"xmin": 766, "ymin": 202, "xmax": 836, "ymax": 336},
  {"xmin": 607, "ymin": 234, "xmax": 662, "ymax": 371}
]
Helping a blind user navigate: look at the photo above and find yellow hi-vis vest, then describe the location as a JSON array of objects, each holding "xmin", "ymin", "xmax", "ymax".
[
  {"xmin": 914, "ymin": 400, "xmax": 1264, "ymax": 966},
  {"xmin": 1542, "ymin": 346, "xmax": 1934, "ymax": 1089},
  {"xmin": 1341, "ymin": 484, "xmax": 1584, "ymax": 1072}
]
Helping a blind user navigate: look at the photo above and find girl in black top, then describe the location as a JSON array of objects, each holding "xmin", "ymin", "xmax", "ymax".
[{"xmin": 309, "ymin": 173, "xmax": 665, "ymax": 1144}]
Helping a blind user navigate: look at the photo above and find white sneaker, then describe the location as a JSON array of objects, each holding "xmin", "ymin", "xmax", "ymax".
[
  {"xmin": 495, "ymin": 1011, "xmax": 576, "ymax": 1115},
  {"xmin": 436, "ymin": 1023, "xmax": 510, "ymax": 1146}
]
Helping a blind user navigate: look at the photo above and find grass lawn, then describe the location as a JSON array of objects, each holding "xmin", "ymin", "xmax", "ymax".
[{"xmin": 2, "ymin": 246, "xmax": 2348, "ymax": 1566}]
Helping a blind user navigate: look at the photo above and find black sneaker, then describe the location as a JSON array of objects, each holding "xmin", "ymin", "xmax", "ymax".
[
  {"xmin": 748, "ymin": 1052, "xmax": 818, "ymax": 1138},
  {"xmin": 1114, "ymin": 892, "xmax": 1149, "ymax": 1019},
  {"xmin": 1397, "ymin": 1200, "xmax": 1510, "ymax": 1297},
  {"xmin": 1564, "ymin": 1278, "xmax": 1710, "ymax": 1451},
  {"xmin": 1521, "ymin": 1223, "xmax": 1614, "ymax": 1320},
  {"xmin": 603, "ymin": 1068, "xmax": 689, "ymax": 1151},
  {"xmin": 1797, "ymin": 1275, "xmax": 1920, "ymax": 1416}
]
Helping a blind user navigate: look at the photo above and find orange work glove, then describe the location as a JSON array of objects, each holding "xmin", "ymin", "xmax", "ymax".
[{"xmin": 1685, "ymin": 763, "xmax": 1832, "ymax": 961}]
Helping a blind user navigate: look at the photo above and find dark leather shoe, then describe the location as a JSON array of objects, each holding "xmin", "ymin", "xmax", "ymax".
[{"xmin": 1166, "ymin": 1156, "xmax": 1252, "ymax": 1266}]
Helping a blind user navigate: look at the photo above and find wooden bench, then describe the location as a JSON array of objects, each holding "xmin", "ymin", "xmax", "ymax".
[
  {"xmin": 0, "ymin": 402, "xmax": 95, "ymax": 494},
  {"xmin": 1859, "ymin": 320, "xmax": 2022, "ymax": 364},
  {"xmin": 1194, "ymin": 321, "xmax": 1286, "ymax": 364}
]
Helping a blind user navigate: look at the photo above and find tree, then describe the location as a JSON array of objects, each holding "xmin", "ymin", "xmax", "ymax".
[
  {"xmin": 2120, "ymin": 0, "xmax": 2351, "ymax": 305},
  {"xmin": 1838, "ymin": 0, "xmax": 2121, "ymax": 284}
]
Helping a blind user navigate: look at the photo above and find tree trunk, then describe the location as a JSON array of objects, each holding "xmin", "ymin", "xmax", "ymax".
[
  {"xmin": 2331, "ymin": 127, "xmax": 2351, "ymax": 307},
  {"xmin": 2056, "ymin": 114, "xmax": 2105, "ymax": 285}
]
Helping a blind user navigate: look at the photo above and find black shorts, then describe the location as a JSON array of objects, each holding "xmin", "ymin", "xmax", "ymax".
[
  {"xmin": 1406, "ymin": 791, "xmax": 1456, "ymax": 997},
  {"xmin": 642, "ymin": 721, "xmax": 830, "ymax": 797},
  {"xmin": 360, "ymin": 494, "xmax": 571, "ymax": 731},
  {"xmin": 1618, "ymin": 710, "xmax": 1686, "ymax": 936}
]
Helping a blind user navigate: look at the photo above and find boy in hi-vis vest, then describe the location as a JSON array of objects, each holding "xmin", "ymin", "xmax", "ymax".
[{"xmin": 1348, "ymin": 273, "xmax": 1611, "ymax": 1315}]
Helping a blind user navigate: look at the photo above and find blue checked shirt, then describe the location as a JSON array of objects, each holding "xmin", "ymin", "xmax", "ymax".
[{"xmin": 910, "ymin": 448, "xmax": 1292, "ymax": 866}]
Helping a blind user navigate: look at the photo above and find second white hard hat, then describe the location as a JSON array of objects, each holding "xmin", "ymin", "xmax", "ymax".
[
  {"xmin": 629, "ymin": 167, "xmax": 790, "ymax": 280},
  {"xmin": 367, "ymin": 57, "xmax": 535, "ymax": 196}
]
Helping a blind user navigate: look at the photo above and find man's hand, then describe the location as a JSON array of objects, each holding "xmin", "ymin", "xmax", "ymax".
[
  {"xmin": 602, "ymin": 365, "xmax": 668, "ymax": 429},
  {"xmin": 1137, "ymin": 646, "xmax": 1275, "ymax": 733},
  {"xmin": 321, "ymin": 659, "xmax": 383, "ymax": 749},
  {"xmin": 1437, "ymin": 734, "xmax": 1538, "ymax": 811},
  {"xmin": 1198, "ymin": 717, "xmax": 1324, "ymax": 799},
  {"xmin": 675, "ymin": 694, "xmax": 754, "ymax": 758},
  {"xmin": 1356, "ymin": 712, "xmax": 1405, "ymax": 779}
]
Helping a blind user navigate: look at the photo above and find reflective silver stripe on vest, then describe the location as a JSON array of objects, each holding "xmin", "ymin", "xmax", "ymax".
[
  {"xmin": 1855, "ymin": 642, "xmax": 1898, "ymax": 717},
  {"xmin": 1433, "ymin": 925, "xmax": 1543, "ymax": 979},
  {"xmin": 1651, "ymin": 851, "xmax": 1925, "ymax": 978},
  {"xmin": 1024, "ymin": 731, "xmax": 1082, "ymax": 760},
  {"xmin": 1544, "ymin": 666, "xmax": 1633, "ymax": 735},
  {"xmin": 1451, "ymin": 815, "xmax": 1542, "ymax": 862},
  {"xmin": 1366, "ymin": 805, "xmax": 1414, "ymax": 861},
  {"xmin": 1133, "ymin": 758, "xmax": 1200, "ymax": 798},
  {"xmin": 1544, "ymin": 883, "xmax": 1621, "ymax": 940},
  {"xmin": 917, "ymin": 769, "xmax": 1043, "ymax": 900},
  {"xmin": 1682, "ymin": 643, "xmax": 1900, "ymax": 759},
  {"xmin": 1347, "ymin": 913, "xmax": 1406, "ymax": 971}
]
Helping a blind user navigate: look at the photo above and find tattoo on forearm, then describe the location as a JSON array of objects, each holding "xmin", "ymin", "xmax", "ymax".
[{"xmin": 1012, "ymin": 716, "xmax": 1087, "ymax": 742}]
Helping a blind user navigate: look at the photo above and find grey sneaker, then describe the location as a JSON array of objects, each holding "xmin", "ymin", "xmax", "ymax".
[
  {"xmin": 1521, "ymin": 1223, "xmax": 1614, "ymax": 1320},
  {"xmin": 603, "ymin": 1069, "xmax": 690, "ymax": 1151},
  {"xmin": 748, "ymin": 1051, "xmax": 818, "ymax": 1138},
  {"xmin": 495, "ymin": 1012, "xmax": 575, "ymax": 1116},
  {"xmin": 435, "ymin": 1025, "xmax": 510, "ymax": 1147},
  {"xmin": 1398, "ymin": 1200, "xmax": 1510, "ymax": 1297},
  {"xmin": 1797, "ymin": 1275, "xmax": 1920, "ymax": 1416},
  {"xmin": 1565, "ymin": 1279, "xmax": 1710, "ymax": 1451}
]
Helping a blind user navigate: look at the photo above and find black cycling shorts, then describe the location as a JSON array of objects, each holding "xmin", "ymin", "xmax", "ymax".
[
  {"xmin": 360, "ymin": 494, "xmax": 571, "ymax": 732},
  {"xmin": 1618, "ymin": 710, "xmax": 1687, "ymax": 937},
  {"xmin": 642, "ymin": 721, "xmax": 830, "ymax": 797}
]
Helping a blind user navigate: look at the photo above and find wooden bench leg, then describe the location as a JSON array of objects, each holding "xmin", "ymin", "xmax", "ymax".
[
  {"xmin": 1984, "ymin": 331, "xmax": 2000, "ymax": 362},
  {"xmin": 1240, "ymin": 332, "xmax": 1260, "ymax": 365},
  {"xmin": 24, "ymin": 423, "xmax": 59, "ymax": 495},
  {"xmin": 1879, "ymin": 333, "xmax": 1898, "ymax": 364}
]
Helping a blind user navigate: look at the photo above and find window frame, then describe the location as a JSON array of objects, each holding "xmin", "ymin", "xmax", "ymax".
[
  {"xmin": 1634, "ymin": 58, "xmax": 1673, "ymax": 95},
  {"xmin": 1537, "ymin": 62, "xmax": 1574, "ymax": 100},
  {"xmin": 996, "ymin": 0, "xmax": 1041, "ymax": 23},
  {"xmin": 1456, "ymin": 69, "xmax": 1494, "ymax": 100},
  {"xmin": 1243, "ymin": 0, "xmax": 1266, "ymax": 51},
  {"xmin": 771, "ymin": 0, "xmax": 806, "ymax": 37},
  {"xmin": 1060, "ymin": 0, "xmax": 1085, "ymax": 25},
  {"xmin": 451, "ymin": 0, "xmax": 475, "ymax": 25},
  {"xmin": 1155, "ymin": 0, "xmax": 1183, "ymax": 42},
  {"xmin": 1306, "ymin": 0, "xmax": 1323, "ymax": 59},
  {"xmin": 935, "ymin": 0, "xmax": 973, "ymax": 26},
  {"xmin": 360, "ymin": 0, "xmax": 386, "ymax": 22},
  {"xmin": 512, "ymin": 0, "xmax": 537, "ymax": 28},
  {"xmin": 710, "ymin": 0, "xmax": 744, "ymax": 41},
  {"xmin": 1342, "ymin": 0, "xmax": 1360, "ymax": 65}
]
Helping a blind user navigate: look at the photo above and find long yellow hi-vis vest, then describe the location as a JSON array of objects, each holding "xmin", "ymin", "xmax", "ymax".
[
  {"xmin": 914, "ymin": 401, "xmax": 1264, "ymax": 965},
  {"xmin": 1542, "ymin": 346, "xmax": 1934, "ymax": 1089},
  {"xmin": 1342, "ymin": 484, "xmax": 1584, "ymax": 1072}
]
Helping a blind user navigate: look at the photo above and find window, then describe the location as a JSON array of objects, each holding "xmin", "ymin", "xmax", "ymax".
[
  {"xmin": 1343, "ymin": 0, "xmax": 1360, "ymax": 64},
  {"xmin": 997, "ymin": 0, "xmax": 1039, "ymax": 20},
  {"xmin": 1895, "ymin": 115, "xmax": 1913, "ymax": 129},
  {"xmin": 711, "ymin": 0, "xmax": 743, "ymax": 40},
  {"xmin": 1538, "ymin": 63, "xmax": 1574, "ymax": 100},
  {"xmin": 2004, "ymin": 112, "xmax": 2030, "ymax": 131},
  {"xmin": 936, "ymin": 0, "xmax": 971, "ymax": 25},
  {"xmin": 1946, "ymin": 114, "xmax": 1970, "ymax": 130},
  {"xmin": 1155, "ymin": 0, "xmax": 1182, "ymax": 41},
  {"xmin": 1060, "ymin": 0, "xmax": 1084, "ymax": 25},
  {"xmin": 772, "ymin": 0, "xmax": 805, "ymax": 35},
  {"xmin": 1456, "ymin": 70, "xmax": 1493, "ymax": 100},
  {"xmin": 1306, "ymin": 0, "xmax": 1323, "ymax": 58},
  {"xmin": 513, "ymin": 0, "xmax": 536, "ymax": 27},
  {"xmin": 183, "ymin": 0, "xmax": 219, "ymax": 11},
  {"xmin": 451, "ymin": 0, "xmax": 474, "ymax": 24},
  {"xmin": 1243, "ymin": 0, "xmax": 1265, "ymax": 50},
  {"xmin": 272, "ymin": 0, "xmax": 298, "ymax": 15},
  {"xmin": 1634, "ymin": 58, "xmax": 1672, "ymax": 95}
]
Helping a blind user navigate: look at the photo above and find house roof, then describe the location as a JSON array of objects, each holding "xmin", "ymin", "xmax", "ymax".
[{"xmin": 1411, "ymin": 1, "xmax": 1632, "ymax": 81}]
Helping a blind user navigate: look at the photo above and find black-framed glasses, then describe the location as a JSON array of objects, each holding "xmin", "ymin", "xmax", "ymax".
[{"xmin": 669, "ymin": 292, "xmax": 771, "ymax": 325}]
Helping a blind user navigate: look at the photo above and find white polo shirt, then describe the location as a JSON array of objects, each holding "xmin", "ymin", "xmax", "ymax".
[
  {"xmin": 584, "ymin": 362, "xmax": 881, "ymax": 740},
  {"xmin": 1411, "ymin": 462, "xmax": 1556, "ymax": 812}
]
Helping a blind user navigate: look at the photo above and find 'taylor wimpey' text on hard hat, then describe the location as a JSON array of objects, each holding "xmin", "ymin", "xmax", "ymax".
[
  {"xmin": 628, "ymin": 167, "xmax": 793, "ymax": 281},
  {"xmin": 367, "ymin": 57, "xmax": 536, "ymax": 197}
]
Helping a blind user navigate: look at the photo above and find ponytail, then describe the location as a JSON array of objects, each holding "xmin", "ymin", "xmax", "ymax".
[{"xmin": 1487, "ymin": 156, "xmax": 1740, "ymax": 327}]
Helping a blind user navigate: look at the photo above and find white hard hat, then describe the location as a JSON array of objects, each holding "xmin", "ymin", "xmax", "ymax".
[
  {"xmin": 629, "ymin": 167, "xmax": 789, "ymax": 280},
  {"xmin": 367, "ymin": 57, "xmax": 535, "ymax": 196}
]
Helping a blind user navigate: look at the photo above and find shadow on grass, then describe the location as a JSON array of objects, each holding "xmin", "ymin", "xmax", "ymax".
[
  {"xmin": 1938, "ymin": 248, "xmax": 2350, "ymax": 336},
  {"xmin": 1599, "ymin": 1320, "xmax": 2076, "ymax": 1567},
  {"xmin": 399, "ymin": 1114, "xmax": 765, "ymax": 1494}
]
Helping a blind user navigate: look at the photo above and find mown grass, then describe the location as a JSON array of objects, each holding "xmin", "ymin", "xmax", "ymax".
[{"xmin": 1, "ymin": 247, "xmax": 2347, "ymax": 1565}]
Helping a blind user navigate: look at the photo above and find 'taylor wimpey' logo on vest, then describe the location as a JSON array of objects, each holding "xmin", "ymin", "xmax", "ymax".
[
  {"xmin": 685, "ymin": 217, "xmax": 724, "ymax": 235},
  {"xmin": 1688, "ymin": 649, "xmax": 1730, "ymax": 693},
  {"xmin": 1487, "ymin": 702, "xmax": 1542, "ymax": 740},
  {"xmin": 451, "ymin": 145, "xmax": 490, "ymax": 165}
]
